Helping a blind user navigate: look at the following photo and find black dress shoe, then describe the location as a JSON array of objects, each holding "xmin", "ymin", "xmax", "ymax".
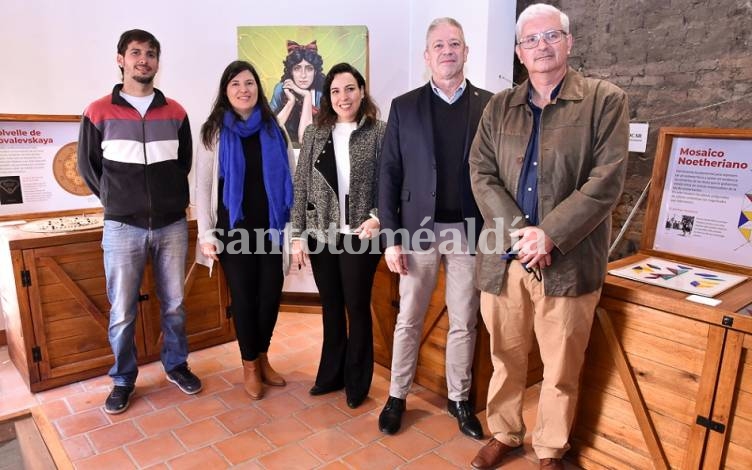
[
  {"xmin": 346, "ymin": 395, "xmax": 366, "ymax": 409},
  {"xmin": 378, "ymin": 396, "xmax": 406, "ymax": 434},
  {"xmin": 309, "ymin": 384, "xmax": 343, "ymax": 396},
  {"xmin": 448, "ymin": 399, "xmax": 484, "ymax": 439}
]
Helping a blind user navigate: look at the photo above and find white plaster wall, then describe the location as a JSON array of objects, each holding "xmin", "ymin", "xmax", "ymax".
[
  {"xmin": 0, "ymin": 0, "xmax": 515, "ymax": 122},
  {"xmin": 0, "ymin": 0, "xmax": 516, "ymax": 331},
  {"xmin": 406, "ymin": 0, "xmax": 517, "ymax": 93}
]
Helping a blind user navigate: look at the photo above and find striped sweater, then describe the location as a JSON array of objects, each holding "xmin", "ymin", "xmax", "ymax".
[{"xmin": 77, "ymin": 84, "xmax": 192, "ymax": 229}]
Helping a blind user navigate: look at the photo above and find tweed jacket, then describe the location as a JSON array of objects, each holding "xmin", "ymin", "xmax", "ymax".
[
  {"xmin": 291, "ymin": 118, "xmax": 387, "ymax": 242},
  {"xmin": 194, "ymin": 127, "xmax": 295, "ymax": 276},
  {"xmin": 469, "ymin": 68, "xmax": 629, "ymax": 297}
]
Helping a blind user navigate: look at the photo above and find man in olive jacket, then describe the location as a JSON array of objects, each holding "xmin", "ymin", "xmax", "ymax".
[{"xmin": 468, "ymin": 4, "xmax": 629, "ymax": 470}]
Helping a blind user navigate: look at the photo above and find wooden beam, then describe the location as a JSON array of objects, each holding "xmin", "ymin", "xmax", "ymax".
[
  {"xmin": 39, "ymin": 256, "xmax": 107, "ymax": 331},
  {"xmin": 595, "ymin": 307, "xmax": 669, "ymax": 469},
  {"xmin": 702, "ymin": 330, "xmax": 744, "ymax": 469},
  {"xmin": 681, "ymin": 326, "xmax": 725, "ymax": 469}
]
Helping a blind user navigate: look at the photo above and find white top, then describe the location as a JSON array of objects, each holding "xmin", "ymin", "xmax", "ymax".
[
  {"xmin": 332, "ymin": 122, "xmax": 357, "ymax": 233},
  {"xmin": 120, "ymin": 91, "xmax": 155, "ymax": 117}
]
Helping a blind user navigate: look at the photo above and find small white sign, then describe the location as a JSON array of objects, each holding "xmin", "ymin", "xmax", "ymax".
[
  {"xmin": 686, "ymin": 294, "xmax": 722, "ymax": 307},
  {"xmin": 629, "ymin": 123, "xmax": 649, "ymax": 153}
]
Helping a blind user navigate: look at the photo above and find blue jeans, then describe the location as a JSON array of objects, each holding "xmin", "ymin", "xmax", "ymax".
[{"xmin": 102, "ymin": 218, "xmax": 189, "ymax": 386}]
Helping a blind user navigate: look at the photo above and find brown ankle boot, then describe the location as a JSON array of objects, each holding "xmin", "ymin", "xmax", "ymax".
[
  {"xmin": 259, "ymin": 353, "xmax": 286, "ymax": 386},
  {"xmin": 242, "ymin": 359, "xmax": 264, "ymax": 399}
]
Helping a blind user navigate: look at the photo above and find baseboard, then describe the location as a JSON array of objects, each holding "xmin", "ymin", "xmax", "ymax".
[{"xmin": 280, "ymin": 293, "xmax": 322, "ymax": 314}]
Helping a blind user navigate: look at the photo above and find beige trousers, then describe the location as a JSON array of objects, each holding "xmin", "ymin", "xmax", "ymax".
[
  {"xmin": 481, "ymin": 260, "xmax": 600, "ymax": 459},
  {"xmin": 389, "ymin": 222, "xmax": 480, "ymax": 401}
]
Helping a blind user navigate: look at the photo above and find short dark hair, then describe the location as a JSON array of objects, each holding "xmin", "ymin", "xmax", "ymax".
[
  {"xmin": 117, "ymin": 29, "xmax": 161, "ymax": 58},
  {"xmin": 117, "ymin": 29, "xmax": 161, "ymax": 78},
  {"xmin": 316, "ymin": 63, "xmax": 379, "ymax": 129},
  {"xmin": 201, "ymin": 60, "xmax": 282, "ymax": 149}
]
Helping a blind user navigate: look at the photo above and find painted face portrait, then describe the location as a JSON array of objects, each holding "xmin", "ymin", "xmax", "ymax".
[
  {"xmin": 269, "ymin": 40, "xmax": 327, "ymax": 145},
  {"xmin": 291, "ymin": 59, "xmax": 315, "ymax": 90}
]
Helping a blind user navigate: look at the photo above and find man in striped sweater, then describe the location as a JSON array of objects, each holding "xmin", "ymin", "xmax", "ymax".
[{"xmin": 77, "ymin": 29, "xmax": 201, "ymax": 415}]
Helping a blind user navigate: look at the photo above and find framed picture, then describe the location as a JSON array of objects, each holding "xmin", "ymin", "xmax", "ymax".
[
  {"xmin": 237, "ymin": 25, "xmax": 369, "ymax": 147},
  {"xmin": 642, "ymin": 127, "xmax": 752, "ymax": 272},
  {"xmin": 608, "ymin": 256, "xmax": 747, "ymax": 297},
  {"xmin": 0, "ymin": 114, "xmax": 101, "ymax": 221}
]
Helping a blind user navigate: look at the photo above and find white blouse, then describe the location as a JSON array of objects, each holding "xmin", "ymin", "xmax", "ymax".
[{"xmin": 332, "ymin": 122, "xmax": 357, "ymax": 233}]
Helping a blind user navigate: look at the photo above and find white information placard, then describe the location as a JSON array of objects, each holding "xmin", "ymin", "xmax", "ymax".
[
  {"xmin": 653, "ymin": 136, "xmax": 752, "ymax": 268},
  {"xmin": 629, "ymin": 122, "xmax": 649, "ymax": 153},
  {"xmin": 0, "ymin": 118, "xmax": 101, "ymax": 216}
]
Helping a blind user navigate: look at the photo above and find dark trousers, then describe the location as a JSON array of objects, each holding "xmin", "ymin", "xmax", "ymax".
[
  {"xmin": 308, "ymin": 235, "xmax": 381, "ymax": 400},
  {"xmin": 219, "ymin": 236, "xmax": 283, "ymax": 361}
]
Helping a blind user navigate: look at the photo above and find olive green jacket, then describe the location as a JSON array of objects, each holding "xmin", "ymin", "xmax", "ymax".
[{"xmin": 469, "ymin": 68, "xmax": 629, "ymax": 296}]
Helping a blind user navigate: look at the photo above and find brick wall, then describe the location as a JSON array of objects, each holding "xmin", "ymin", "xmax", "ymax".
[{"xmin": 514, "ymin": 0, "xmax": 752, "ymax": 258}]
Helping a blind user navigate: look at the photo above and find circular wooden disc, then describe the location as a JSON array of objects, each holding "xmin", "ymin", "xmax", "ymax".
[{"xmin": 52, "ymin": 142, "xmax": 92, "ymax": 196}]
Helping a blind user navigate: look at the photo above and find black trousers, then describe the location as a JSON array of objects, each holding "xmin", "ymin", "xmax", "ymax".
[
  {"xmin": 308, "ymin": 235, "xmax": 381, "ymax": 400},
  {"xmin": 219, "ymin": 236, "xmax": 283, "ymax": 361}
]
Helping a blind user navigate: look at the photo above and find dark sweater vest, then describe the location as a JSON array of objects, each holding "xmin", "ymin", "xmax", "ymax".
[{"xmin": 431, "ymin": 89, "xmax": 469, "ymax": 223}]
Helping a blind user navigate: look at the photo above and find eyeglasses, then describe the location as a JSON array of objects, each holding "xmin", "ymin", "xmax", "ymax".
[
  {"xmin": 500, "ymin": 250, "xmax": 542, "ymax": 282},
  {"xmin": 523, "ymin": 264, "xmax": 542, "ymax": 282},
  {"xmin": 517, "ymin": 29, "xmax": 568, "ymax": 49}
]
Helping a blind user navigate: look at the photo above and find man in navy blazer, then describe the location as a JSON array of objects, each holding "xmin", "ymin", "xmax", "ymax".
[{"xmin": 377, "ymin": 17, "xmax": 492, "ymax": 439}]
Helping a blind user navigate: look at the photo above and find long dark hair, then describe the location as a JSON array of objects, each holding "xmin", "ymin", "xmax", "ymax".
[
  {"xmin": 280, "ymin": 45, "xmax": 326, "ymax": 87},
  {"xmin": 201, "ymin": 60, "xmax": 281, "ymax": 149},
  {"xmin": 275, "ymin": 44, "xmax": 326, "ymax": 111},
  {"xmin": 316, "ymin": 63, "xmax": 379, "ymax": 129}
]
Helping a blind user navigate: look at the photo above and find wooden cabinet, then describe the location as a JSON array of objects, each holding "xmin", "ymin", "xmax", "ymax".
[
  {"xmin": 568, "ymin": 254, "xmax": 752, "ymax": 469},
  {"xmin": 567, "ymin": 128, "xmax": 752, "ymax": 469},
  {"xmin": 371, "ymin": 259, "xmax": 542, "ymax": 409},
  {"xmin": 0, "ymin": 220, "xmax": 234, "ymax": 392}
]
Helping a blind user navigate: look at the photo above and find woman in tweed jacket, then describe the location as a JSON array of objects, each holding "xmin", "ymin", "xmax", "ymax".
[{"xmin": 290, "ymin": 63, "xmax": 386, "ymax": 408}]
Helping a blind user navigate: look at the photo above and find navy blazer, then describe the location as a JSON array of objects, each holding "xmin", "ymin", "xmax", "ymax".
[{"xmin": 378, "ymin": 80, "xmax": 492, "ymax": 250}]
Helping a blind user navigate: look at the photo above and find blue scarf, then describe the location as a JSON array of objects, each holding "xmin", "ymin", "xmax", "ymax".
[{"xmin": 219, "ymin": 108, "xmax": 293, "ymax": 243}]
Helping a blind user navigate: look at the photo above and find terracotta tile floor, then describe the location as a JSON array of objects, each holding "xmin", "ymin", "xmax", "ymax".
[{"xmin": 0, "ymin": 312, "xmax": 581, "ymax": 469}]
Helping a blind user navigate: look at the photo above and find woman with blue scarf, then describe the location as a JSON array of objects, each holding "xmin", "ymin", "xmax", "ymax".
[{"xmin": 195, "ymin": 60, "xmax": 294, "ymax": 400}]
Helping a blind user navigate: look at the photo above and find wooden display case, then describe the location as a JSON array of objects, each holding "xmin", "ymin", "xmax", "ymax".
[
  {"xmin": 569, "ymin": 128, "xmax": 752, "ymax": 469},
  {"xmin": 0, "ymin": 114, "xmax": 234, "ymax": 392},
  {"xmin": 0, "ymin": 221, "xmax": 234, "ymax": 392}
]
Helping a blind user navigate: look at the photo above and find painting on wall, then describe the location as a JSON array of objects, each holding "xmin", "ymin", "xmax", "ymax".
[{"xmin": 238, "ymin": 25, "xmax": 369, "ymax": 148}]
